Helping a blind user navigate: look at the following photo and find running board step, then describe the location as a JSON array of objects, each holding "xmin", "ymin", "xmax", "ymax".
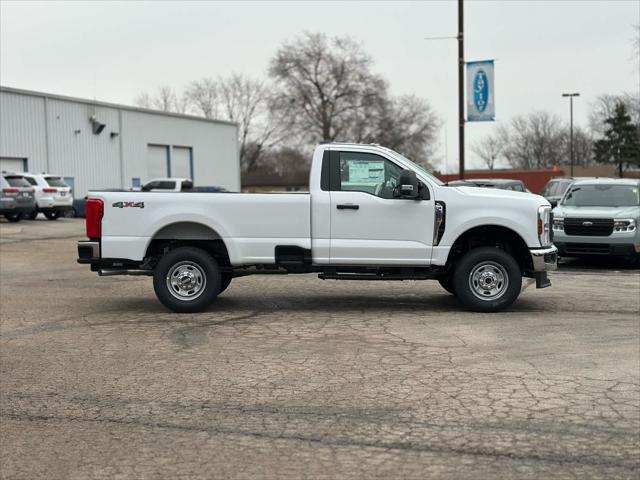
[{"xmin": 318, "ymin": 273, "xmax": 437, "ymax": 281}]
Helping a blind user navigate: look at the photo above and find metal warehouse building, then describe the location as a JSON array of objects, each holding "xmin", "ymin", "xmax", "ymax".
[{"xmin": 0, "ymin": 86, "xmax": 240, "ymax": 196}]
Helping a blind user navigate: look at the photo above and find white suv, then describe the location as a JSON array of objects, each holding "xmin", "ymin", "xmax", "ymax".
[{"xmin": 22, "ymin": 174, "xmax": 74, "ymax": 220}]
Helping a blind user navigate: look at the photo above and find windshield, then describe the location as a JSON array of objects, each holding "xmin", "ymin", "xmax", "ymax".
[
  {"xmin": 562, "ymin": 184, "xmax": 640, "ymax": 207},
  {"xmin": 386, "ymin": 149, "xmax": 444, "ymax": 186}
]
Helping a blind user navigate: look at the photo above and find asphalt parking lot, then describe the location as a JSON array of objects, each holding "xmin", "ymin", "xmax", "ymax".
[{"xmin": 1, "ymin": 218, "xmax": 639, "ymax": 479}]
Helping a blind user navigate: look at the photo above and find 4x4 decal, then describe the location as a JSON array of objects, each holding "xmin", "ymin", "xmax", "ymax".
[{"xmin": 112, "ymin": 201, "xmax": 144, "ymax": 209}]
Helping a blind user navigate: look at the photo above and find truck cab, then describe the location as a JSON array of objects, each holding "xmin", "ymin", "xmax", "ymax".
[{"xmin": 78, "ymin": 143, "xmax": 558, "ymax": 313}]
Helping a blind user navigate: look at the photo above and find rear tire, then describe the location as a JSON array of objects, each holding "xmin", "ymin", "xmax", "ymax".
[
  {"xmin": 25, "ymin": 210, "xmax": 38, "ymax": 220},
  {"xmin": 438, "ymin": 276, "xmax": 456, "ymax": 295},
  {"xmin": 453, "ymin": 247, "xmax": 522, "ymax": 313},
  {"xmin": 153, "ymin": 247, "xmax": 221, "ymax": 313},
  {"xmin": 44, "ymin": 211, "xmax": 60, "ymax": 220},
  {"xmin": 5, "ymin": 213, "xmax": 21, "ymax": 222}
]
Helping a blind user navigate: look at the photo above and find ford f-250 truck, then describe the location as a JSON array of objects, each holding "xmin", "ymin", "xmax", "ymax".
[{"xmin": 78, "ymin": 143, "xmax": 558, "ymax": 313}]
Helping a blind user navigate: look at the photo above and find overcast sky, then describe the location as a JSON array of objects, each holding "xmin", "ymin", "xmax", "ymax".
[{"xmin": 1, "ymin": 0, "xmax": 638, "ymax": 171}]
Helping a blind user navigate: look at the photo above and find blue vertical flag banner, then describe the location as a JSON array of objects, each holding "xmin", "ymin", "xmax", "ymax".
[{"xmin": 466, "ymin": 60, "xmax": 495, "ymax": 121}]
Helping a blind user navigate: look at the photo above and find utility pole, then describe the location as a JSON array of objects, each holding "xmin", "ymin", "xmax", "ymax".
[
  {"xmin": 562, "ymin": 92, "xmax": 579, "ymax": 176},
  {"xmin": 458, "ymin": 0, "xmax": 465, "ymax": 179}
]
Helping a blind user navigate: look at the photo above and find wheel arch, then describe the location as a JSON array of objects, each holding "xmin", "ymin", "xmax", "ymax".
[
  {"xmin": 145, "ymin": 221, "xmax": 231, "ymax": 267},
  {"xmin": 446, "ymin": 224, "xmax": 532, "ymax": 271}
]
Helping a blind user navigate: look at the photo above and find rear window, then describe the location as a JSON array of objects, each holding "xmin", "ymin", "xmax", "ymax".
[
  {"xmin": 45, "ymin": 177, "xmax": 68, "ymax": 187},
  {"xmin": 4, "ymin": 176, "xmax": 31, "ymax": 187},
  {"xmin": 24, "ymin": 177, "xmax": 37, "ymax": 186},
  {"xmin": 142, "ymin": 181, "xmax": 176, "ymax": 191}
]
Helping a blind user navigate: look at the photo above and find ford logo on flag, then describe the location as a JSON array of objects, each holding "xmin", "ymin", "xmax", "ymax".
[{"xmin": 473, "ymin": 69, "xmax": 489, "ymax": 113}]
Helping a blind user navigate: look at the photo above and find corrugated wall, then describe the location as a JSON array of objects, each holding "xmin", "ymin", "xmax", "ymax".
[
  {"xmin": 0, "ymin": 88, "xmax": 240, "ymax": 196},
  {"xmin": 46, "ymin": 99, "xmax": 122, "ymax": 197},
  {"xmin": 121, "ymin": 111, "xmax": 240, "ymax": 191},
  {"xmin": 0, "ymin": 92, "xmax": 48, "ymax": 172}
]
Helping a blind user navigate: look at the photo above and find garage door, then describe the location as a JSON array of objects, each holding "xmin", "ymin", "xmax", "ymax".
[
  {"xmin": 0, "ymin": 157, "xmax": 27, "ymax": 173},
  {"xmin": 146, "ymin": 145, "xmax": 169, "ymax": 179},
  {"xmin": 172, "ymin": 147, "xmax": 192, "ymax": 179}
]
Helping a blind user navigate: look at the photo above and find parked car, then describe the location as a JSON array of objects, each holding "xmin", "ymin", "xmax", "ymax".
[
  {"xmin": 540, "ymin": 177, "xmax": 595, "ymax": 207},
  {"xmin": 141, "ymin": 178, "xmax": 193, "ymax": 192},
  {"xmin": 22, "ymin": 173, "xmax": 73, "ymax": 220},
  {"xmin": 78, "ymin": 143, "xmax": 557, "ymax": 314},
  {"xmin": 1, "ymin": 173, "xmax": 36, "ymax": 222},
  {"xmin": 73, "ymin": 197, "xmax": 87, "ymax": 218},
  {"xmin": 448, "ymin": 178, "xmax": 529, "ymax": 192},
  {"xmin": 186, "ymin": 186, "xmax": 229, "ymax": 193},
  {"xmin": 552, "ymin": 178, "xmax": 640, "ymax": 263}
]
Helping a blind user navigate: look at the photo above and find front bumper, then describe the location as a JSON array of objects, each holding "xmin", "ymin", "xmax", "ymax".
[
  {"xmin": 528, "ymin": 245, "xmax": 558, "ymax": 288},
  {"xmin": 554, "ymin": 241, "xmax": 639, "ymax": 257}
]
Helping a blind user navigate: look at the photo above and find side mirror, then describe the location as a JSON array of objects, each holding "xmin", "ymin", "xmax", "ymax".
[{"xmin": 395, "ymin": 169, "xmax": 420, "ymax": 199}]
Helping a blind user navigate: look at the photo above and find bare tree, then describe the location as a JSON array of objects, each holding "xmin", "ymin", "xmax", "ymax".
[
  {"xmin": 366, "ymin": 95, "xmax": 439, "ymax": 168},
  {"xmin": 218, "ymin": 74, "xmax": 288, "ymax": 172},
  {"xmin": 560, "ymin": 126, "xmax": 594, "ymax": 167},
  {"xmin": 472, "ymin": 134, "xmax": 503, "ymax": 170},
  {"xmin": 499, "ymin": 111, "xmax": 564, "ymax": 169},
  {"xmin": 589, "ymin": 92, "xmax": 640, "ymax": 137},
  {"xmin": 134, "ymin": 85, "xmax": 186, "ymax": 113},
  {"xmin": 269, "ymin": 32, "xmax": 387, "ymax": 143},
  {"xmin": 185, "ymin": 78, "xmax": 218, "ymax": 119}
]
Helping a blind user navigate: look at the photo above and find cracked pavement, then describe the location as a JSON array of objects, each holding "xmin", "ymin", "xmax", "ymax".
[{"xmin": 1, "ymin": 219, "xmax": 639, "ymax": 479}]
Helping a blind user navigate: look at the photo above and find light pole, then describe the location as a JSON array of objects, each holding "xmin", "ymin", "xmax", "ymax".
[
  {"xmin": 458, "ymin": 0, "xmax": 465, "ymax": 179},
  {"xmin": 562, "ymin": 93, "xmax": 580, "ymax": 176}
]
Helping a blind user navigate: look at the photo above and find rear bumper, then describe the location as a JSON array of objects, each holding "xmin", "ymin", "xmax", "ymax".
[
  {"xmin": 528, "ymin": 245, "xmax": 558, "ymax": 289},
  {"xmin": 39, "ymin": 205, "xmax": 73, "ymax": 213},
  {"xmin": 1, "ymin": 205, "xmax": 36, "ymax": 215},
  {"xmin": 77, "ymin": 241, "xmax": 100, "ymax": 264}
]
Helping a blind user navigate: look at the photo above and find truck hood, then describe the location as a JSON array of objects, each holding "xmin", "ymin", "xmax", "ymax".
[
  {"xmin": 452, "ymin": 186, "xmax": 548, "ymax": 205},
  {"xmin": 553, "ymin": 205, "xmax": 640, "ymax": 219}
]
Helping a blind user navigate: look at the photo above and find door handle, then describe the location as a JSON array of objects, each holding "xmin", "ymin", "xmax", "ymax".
[{"xmin": 337, "ymin": 204, "xmax": 359, "ymax": 210}]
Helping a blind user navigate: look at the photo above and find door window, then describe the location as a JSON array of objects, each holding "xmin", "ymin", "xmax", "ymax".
[{"xmin": 338, "ymin": 152, "xmax": 403, "ymax": 199}]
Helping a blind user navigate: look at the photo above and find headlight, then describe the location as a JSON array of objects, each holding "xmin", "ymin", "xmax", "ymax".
[
  {"xmin": 613, "ymin": 219, "xmax": 636, "ymax": 233},
  {"xmin": 552, "ymin": 217, "xmax": 564, "ymax": 231},
  {"xmin": 538, "ymin": 206, "xmax": 552, "ymax": 246}
]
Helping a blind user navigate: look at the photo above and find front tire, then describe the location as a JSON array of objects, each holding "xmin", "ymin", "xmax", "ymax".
[
  {"xmin": 453, "ymin": 247, "xmax": 522, "ymax": 313},
  {"xmin": 44, "ymin": 211, "xmax": 60, "ymax": 220},
  {"xmin": 5, "ymin": 213, "xmax": 21, "ymax": 222},
  {"xmin": 438, "ymin": 276, "xmax": 456, "ymax": 295},
  {"xmin": 153, "ymin": 247, "xmax": 221, "ymax": 313}
]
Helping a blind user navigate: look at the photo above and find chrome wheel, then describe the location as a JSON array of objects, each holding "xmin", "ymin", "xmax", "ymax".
[
  {"xmin": 468, "ymin": 261, "xmax": 509, "ymax": 301},
  {"xmin": 166, "ymin": 261, "xmax": 207, "ymax": 301}
]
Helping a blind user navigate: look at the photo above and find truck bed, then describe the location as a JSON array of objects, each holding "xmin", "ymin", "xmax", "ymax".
[{"xmin": 92, "ymin": 191, "xmax": 311, "ymax": 264}]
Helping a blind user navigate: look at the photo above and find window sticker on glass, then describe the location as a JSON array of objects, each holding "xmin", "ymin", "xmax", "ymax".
[{"xmin": 348, "ymin": 160, "xmax": 385, "ymax": 184}]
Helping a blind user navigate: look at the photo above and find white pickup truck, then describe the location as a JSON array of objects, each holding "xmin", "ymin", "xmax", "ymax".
[{"xmin": 78, "ymin": 143, "xmax": 557, "ymax": 313}]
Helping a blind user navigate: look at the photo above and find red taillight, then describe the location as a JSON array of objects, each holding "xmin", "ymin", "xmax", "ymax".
[
  {"xmin": 43, "ymin": 188, "xmax": 58, "ymax": 193},
  {"xmin": 86, "ymin": 199, "xmax": 104, "ymax": 240},
  {"xmin": 2, "ymin": 188, "xmax": 19, "ymax": 196}
]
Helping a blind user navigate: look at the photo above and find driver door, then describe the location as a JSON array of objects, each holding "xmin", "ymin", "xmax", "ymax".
[{"xmin": 329, "ymin": 150, "xmax": 434, "ymax": 265}]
